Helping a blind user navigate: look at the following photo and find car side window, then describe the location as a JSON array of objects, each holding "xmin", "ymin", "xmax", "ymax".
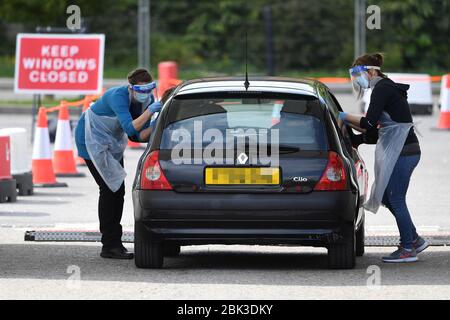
[
  {"xmin": 323, "ymin": 91, "xmax": 340, "ymax": 121},
  {"xmin": 324, "ymin": 90, "xmax": 355, "ymax": 154}
]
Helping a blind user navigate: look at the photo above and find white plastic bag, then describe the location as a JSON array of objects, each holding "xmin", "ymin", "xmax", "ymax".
[
  {"xmin": 364, "ymin": 112, "xmax": 413, "ymax": 213},
  {"xmin": 85, "ymin": 109, "xmax": 128, "ymax": 192}
]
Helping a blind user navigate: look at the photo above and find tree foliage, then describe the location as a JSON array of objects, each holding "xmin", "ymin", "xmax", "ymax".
[{"xmin": 0, "ymin": 0, "xmax": 448, "ymax": 76}]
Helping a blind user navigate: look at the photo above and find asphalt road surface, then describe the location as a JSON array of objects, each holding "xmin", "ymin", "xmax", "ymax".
[
  {"xmin": 1, "ymin": 93, "xmax": 449, "ymax": 299},
  {"xmin": 1, "ymin": 228, "xmax": 450, "ymax": 300}
]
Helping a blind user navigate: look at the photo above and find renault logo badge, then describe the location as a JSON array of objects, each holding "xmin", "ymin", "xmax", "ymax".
[{"xmin": 237, "ymin": 153, "xmax": 249, "ymax": 165}]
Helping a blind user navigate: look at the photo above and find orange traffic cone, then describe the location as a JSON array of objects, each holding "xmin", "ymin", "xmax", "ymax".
[
  {"xmin": 437, "ymin": 75, "xmax": 450, "ymax": 130},
  {"xmin": 32, "ymin": 108, "xmax": 67, "ymax": 187},
  {"xmin": 75, "ymin": 156, "xmax": 87, "ymax": 166},
  {"xmin": 157, "ymin": 62, "xmax": 181, "ymax": 97},
  {"xmin": 128, "ymin": 139, "xmax": 144, "ymax": 149},
  {"xmin": 75, "ymin": 97, "xmax": 93, "ymax": 166},
  {"xmin": 53, "ymin": 103, "xmax": 85, "ymax": 177},
  {"xmin": 82, "ymin": 96, "xmax": 92, "ymax": 113}
]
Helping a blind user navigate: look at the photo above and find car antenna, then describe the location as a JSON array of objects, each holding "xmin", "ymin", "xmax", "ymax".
[{"xmin": 244, "ymin": 31, "xmax": 250, "ymax": 91}]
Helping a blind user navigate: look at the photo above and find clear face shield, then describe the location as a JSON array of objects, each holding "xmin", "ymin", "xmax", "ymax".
[
  {"xmin": 130, "ymin": 81, "xmax": 157, "ymax": 104},
  {"xmin": 349, "ymin": 65, "xmax": 380, "ymax": 99}
]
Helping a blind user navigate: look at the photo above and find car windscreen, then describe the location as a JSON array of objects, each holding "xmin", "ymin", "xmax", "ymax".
[{"xmin": 160, "ymin": 94, "xmax": 328, "ymax": 151}]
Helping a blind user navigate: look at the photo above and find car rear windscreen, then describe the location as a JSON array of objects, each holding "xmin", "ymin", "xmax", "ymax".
[{"xmin": 160, "ymin": 94, "xmax": 328, "ymax": 151}]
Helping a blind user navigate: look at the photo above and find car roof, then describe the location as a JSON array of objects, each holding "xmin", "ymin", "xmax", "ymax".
[{"xmin": 175, "ymin": 76, "xmax": 324, "ymax": 97}]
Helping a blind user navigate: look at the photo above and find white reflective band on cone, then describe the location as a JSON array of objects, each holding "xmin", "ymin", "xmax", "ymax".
[
  {"xmin": 32, "ymin": 127, "xmax": 52, "ymax": 160},
  {"xmin": 54, "ymin": 120, "xmax": 73, "ymax": 151}
]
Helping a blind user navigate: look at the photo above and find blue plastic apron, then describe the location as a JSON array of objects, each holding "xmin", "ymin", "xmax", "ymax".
[{"xmin": 364, "ymin": 112, "xmax": 413, "ymax": 213}]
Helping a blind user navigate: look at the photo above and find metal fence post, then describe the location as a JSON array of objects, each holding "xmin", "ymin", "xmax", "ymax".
[{"xmin": 138, "ymin": 0, "xmax": 150, "ymax": 69}]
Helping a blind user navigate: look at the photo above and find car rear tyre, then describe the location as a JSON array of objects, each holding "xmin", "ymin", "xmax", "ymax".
[
  {"xmin": 134, "ymin": 223, "xmax": 164, "ymax": 269},
  {"xmin": 356, "ymin": 217, "xmax": 365, "ymax": 257},
  {"xmin": 135, "ymin": 240, "xmax": 164, "ymax": 269},
  {"xmin": 163, "ymin": 243, "xmax": 181, "ymax": 257},
  {"xmin": 327, "ymin": 224, "xmax": 356, "ymax": 269}
]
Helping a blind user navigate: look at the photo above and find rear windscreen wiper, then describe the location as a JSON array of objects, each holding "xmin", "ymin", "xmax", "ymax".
[
  {"xmin": 237, "ymin": 143, "xmax": 300, "ymax": 154},
  {"xmin": 267, "ymin": 144, "xmax": 300, "ymax": 153}
]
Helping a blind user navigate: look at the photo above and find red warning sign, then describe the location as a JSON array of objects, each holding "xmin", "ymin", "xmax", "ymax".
[{"xmin": 14, "ymin": 34, "xmax": 105, "ymax": 94}]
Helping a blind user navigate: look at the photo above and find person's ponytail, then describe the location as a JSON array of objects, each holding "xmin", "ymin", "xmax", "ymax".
[{"xmin": 372, "ymin": 53, "xmax": 384, "ymax": 67}]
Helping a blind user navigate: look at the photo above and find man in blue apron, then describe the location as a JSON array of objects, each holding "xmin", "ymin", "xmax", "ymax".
[{"xmin": 75, "ymin": 69, "xmax": 161, "ymax": 259}]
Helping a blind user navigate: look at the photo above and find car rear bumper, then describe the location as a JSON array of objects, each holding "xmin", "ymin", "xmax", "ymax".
[
  {"xmin": 133, "ymin": 190, "xmax": 358, "ymax": 245},
  {"xmin": 135, "ymin": 224, "xmax": 346, "ymax": 246}
]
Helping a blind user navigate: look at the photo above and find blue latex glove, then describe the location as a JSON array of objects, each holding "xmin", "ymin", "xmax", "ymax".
[
  {"xmin": 148, "ymin": 101, "xmax": 162, "ymax": 114},
  {"xmin": 338, "ymin": 112, "xmax": 348, "ymax": 123}
]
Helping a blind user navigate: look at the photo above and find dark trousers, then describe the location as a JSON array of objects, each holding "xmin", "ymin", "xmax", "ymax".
[
  {"xmin": 85, "ymin": 159, "xmax": 125, "ymax": 250},
  {"xmin": 382, "ymin": 154, "xmax": 421, "ymax": 249}
]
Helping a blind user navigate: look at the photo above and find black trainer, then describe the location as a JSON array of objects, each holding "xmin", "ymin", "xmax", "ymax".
[{"xmin": 100, "ymin": 246, "xmax": 134, "ymax": 260}]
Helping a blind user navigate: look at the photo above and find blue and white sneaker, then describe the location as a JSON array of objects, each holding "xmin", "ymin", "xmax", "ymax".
[
  {"xmin": 413, "ymin": 236, "xmax": 429, "ymax": 254},
  {"xmin": 382, "ymin": 247, "xmax": 418, "ymax": 263}
]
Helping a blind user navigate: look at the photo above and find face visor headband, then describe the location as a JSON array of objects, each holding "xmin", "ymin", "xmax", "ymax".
[
  {"xmin": 349, "ymin": 65, "xmax": 381, "ymax": 77},
  {"xmin": 130, "ymin": 81, "xmax": 157, "ymax": 94}
]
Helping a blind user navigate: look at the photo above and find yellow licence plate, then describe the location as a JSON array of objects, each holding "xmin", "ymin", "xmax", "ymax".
[{"xmin": 205, "ymin": 167, "xmax": 280, "ymax": 185}]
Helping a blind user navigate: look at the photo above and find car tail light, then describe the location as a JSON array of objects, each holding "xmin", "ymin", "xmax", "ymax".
[
  {"xmin": 140, "ymin": 151, "xmax": 172, "ymax": 190},
  {"xmin": 314, "ymin": 151, "xmax": 347, "ymax": 191}
]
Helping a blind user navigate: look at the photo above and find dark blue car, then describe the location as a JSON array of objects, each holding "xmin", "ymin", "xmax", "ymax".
[{"xmin": 132, "ymin": 77, "xmax": 368, "ymax": 269}]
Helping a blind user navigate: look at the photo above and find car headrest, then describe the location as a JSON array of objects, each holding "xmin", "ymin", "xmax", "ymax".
[
  {"xmin": 198, "ymin": 102, "xmax": 227, "ymax": 116},
  {"xmin": 280, "ymin": 99, "xmax": 320, "ymax": 116}
]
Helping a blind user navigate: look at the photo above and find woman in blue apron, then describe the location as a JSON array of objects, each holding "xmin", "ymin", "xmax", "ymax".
[
  {"xmin": 75, "ymin": 69, "xmax": 161, "ymax": 259},
  {"xmin": 339, "ymin": 53, "xmax": 428, "ymax": 263}
]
